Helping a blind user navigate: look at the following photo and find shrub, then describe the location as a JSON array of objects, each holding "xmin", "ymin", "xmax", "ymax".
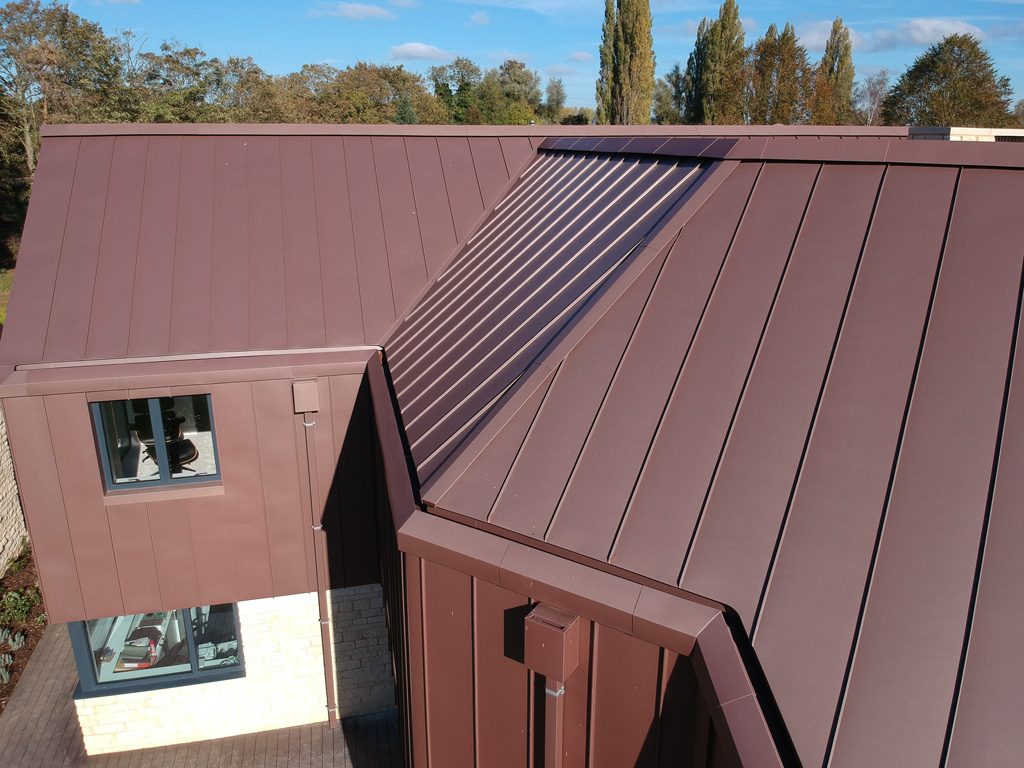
[
  {"xmin": 0, "ymin": 586, "xmax": 41, "ymax": 624},
  {"xmin": 7, "ymin": 632, "xmax": 24, "ymax": 650}
]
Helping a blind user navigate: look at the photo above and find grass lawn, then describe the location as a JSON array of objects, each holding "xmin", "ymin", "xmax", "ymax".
[{"xmin": 0, "ymin": 268, "xmax": 12, "ymax": 326}]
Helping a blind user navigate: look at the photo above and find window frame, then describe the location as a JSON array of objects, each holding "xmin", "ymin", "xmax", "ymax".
[
  {"xmin": 91, "ymin": 394, "xmax": 222, "ymax": 491},
  {"xmin": 68, "ymin": 604, "xmax": 245, "ymax": 698}
]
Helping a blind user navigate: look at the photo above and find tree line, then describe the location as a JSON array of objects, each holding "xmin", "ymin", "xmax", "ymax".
[{"xmin": 600, "ymin": 0, "xmax": 1023, "ymax": 128}]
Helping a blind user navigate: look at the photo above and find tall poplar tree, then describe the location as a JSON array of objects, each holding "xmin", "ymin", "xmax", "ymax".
[
  {"xmin": 747, "ymin": 23, "xmax": 779, "ymax": 124},
  {"xmin": 683, "ymin": 0, "xmax": 745, "ymax": 124},
  {"xmin": 682, "ymin": 18, "xmax": 709, "ymax": 123},
  {"xmin": 595, "ymin": 0, "xmax": 614, "ymax": 124},
  {"xmin": 774, "ymin": 23, "xmax": 809, "ymax": 124},
  {"xmin": 810, "ymin": 18, "xmax": 854, "ymax": 124},
  {"xmin": 613, "ymin": 0, "xmax": 655, "ymax": 124},
  {"xmin": 596, "ymin": 0, "xmax": 655, "ymax": 124}
]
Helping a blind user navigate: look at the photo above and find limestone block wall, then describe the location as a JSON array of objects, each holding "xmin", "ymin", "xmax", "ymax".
[
  {"xmin": 0, "ymin": 409, "xmax": 26, "ymax": 575},
  {"xmin": 74, "ymin": 591, "xmax": 328, "ymax": 755},
  {"xmin": 328, "ymin": 584, "xmax": 394, "ymax": 717}
]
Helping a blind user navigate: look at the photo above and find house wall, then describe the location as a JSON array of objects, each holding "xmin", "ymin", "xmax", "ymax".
[
  {"xmin": 74, "ymin": 590, "xmax": 327, "ymax": 755},
  {"xmin": 1, "ymin": 371, "xmax": 380, "ymax": 624},
  {"xmin": 328, "ymin": 584, "xmax": 394, "ymax": 718},
  {"xmin": 0, "ymin": 409, "xmax": 26, "ymax": 574},
  {"xmin": 402, "ymin": 554, "xmax": 730, "ymax": 768}
]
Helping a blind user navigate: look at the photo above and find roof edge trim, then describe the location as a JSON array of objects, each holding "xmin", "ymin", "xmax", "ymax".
[{"xmin": 41, "ymin": 123, "xmax": 910, "ymax": 139}]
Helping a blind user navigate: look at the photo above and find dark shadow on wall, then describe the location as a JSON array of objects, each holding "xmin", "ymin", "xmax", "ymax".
[{"xmin": 322, "ymin": 375, "xmax": 380, "ymax": 590}]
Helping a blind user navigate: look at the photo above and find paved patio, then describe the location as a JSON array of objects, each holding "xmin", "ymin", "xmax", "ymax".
[{"xmin": 0, "ymin": 626, "xmax": 402, "ymax": 767}]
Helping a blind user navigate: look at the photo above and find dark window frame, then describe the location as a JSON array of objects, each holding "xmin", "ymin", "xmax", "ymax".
[
  {"xmin": 91, "ymin": 395, "xmax": 222, "ymax": 491},
  {"xmin": 68, "ymin": 604, "xmax": 245, "ymax": 699}
]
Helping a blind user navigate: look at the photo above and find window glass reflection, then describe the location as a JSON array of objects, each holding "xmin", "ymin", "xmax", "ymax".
[{"xmin": 85, "ymin": 610, "xmax": 191, "ymax": 683}]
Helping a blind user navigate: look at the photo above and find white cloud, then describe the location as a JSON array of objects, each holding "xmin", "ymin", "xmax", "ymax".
[
  {"xmin": 866, "ymin": 18, "xmax": 984, "ymax": 51},
  {"xmin": 568, "ymin": 50, "xmax": 593, "ymax": 62},
  {"xmin": 469, "ymin": 10, "xmax": 491, "ymax": 24},
  {"xmin": 547, "ymin": 64, "xmax": 577, "ymax": 76},
  {"xmin": 391, "ymin": 42, "xmax": 456, "ymax": 61},
  {"xmin": 309, "ymin": 2, "xmax": 397, "ymax": 20}
]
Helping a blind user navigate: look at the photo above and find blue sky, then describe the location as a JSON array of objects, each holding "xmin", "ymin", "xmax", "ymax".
[{"xmin": 72, "ymin": 0, "xmax": 1024, "ymax": 109}]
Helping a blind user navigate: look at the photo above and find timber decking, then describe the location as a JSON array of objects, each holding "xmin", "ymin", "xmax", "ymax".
[{"xmin": 0, "ymin": 627, "xmax": 401, "ymax": 767}]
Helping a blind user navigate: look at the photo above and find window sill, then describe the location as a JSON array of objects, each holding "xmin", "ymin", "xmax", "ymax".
[
  {"xmin": 102, "ymin": 481, "xmax": 225, "ymax": 507},
  {"xmin": 72, "ymin": 666, "xmax": 245, "ymax": 699}
]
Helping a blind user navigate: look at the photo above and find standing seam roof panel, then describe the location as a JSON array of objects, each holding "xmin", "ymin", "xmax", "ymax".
[
  {"xmin": 750, "ymin": 164, "xmax": 960, "ymax": 768},
  {"xmin": 829, "ymin": 167, "xmax": 1024, "ymax": 768},
  {"xmin": 946, "ymin": 171, "xmax": 1024, "ymax": 762},
  {"xmin": 1, "ymin": 134, "xmax": 531, "ymax": 368},
  {"xmin": 395, "ymin": 157, "xmax": 683, "ymax": 419},
  {"xmin": 388, "ymin": 153, "xmax": 602, "ymax": 368},
  {"xmin": 486, "ymin": 163, "xmax": 761, "ymax": 539},
  {"xmin": 676, "ymin": 163, "xmax": 885, "ymax": 627},
  {"xmin": 386, "ymin": 150, "xmax": 707, "ymax": 476}
]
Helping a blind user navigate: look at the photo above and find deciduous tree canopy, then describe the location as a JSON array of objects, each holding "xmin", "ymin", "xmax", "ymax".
[{"xmin": 882, "ymin": 34, "xmax": 1014, "ymax": 127}]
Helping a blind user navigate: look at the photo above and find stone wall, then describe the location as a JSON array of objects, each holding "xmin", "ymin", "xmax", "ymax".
[
  {"xmin": 0, "ymin": 409, "xmax": 26, "ymax": 575},
  {"xmin": 328, "ymin": 584, "xmax": 394, "ymax": 717},
  {"xmin": 75, "ymin": 591, "xmax": 328, "ymax": 755}
]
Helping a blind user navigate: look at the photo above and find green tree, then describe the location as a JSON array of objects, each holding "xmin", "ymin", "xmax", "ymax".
[
  {"xmin": 809, "ymin": 18, "xmax": 854, "ymax": 124},
  {"xmin": 542, "ymin": 77, "xmax": 566, "ymax": 122},
  {"xmin": 497, "ymin": 59, "xmax": 541, "ymax": 109},
  {"xmin": 652, "ymin": 63, "xmax": 685, "ymax": 123},
  {"xmin": 684, "ymin": 0, "xmax": 745, "ymax": 124},
  {"xmin": 682, "ymin": 18, "xmax": 709, "ymax": 123},
  {"xmin": 595, "ymin": 0, "xmax": 655, "ymax": 124},
  {"xmin": 212, "ymin": 56, "xmax": 288, "ymax": 123},
  {"xmin": 773, "ymin": 23, "xmax": 809, "ymax": 124},
  {"xmin": 429, "ymin": 57, "xmax": 482, "ymax": 123},
  {"xmin": 134, "ymin": 41, "xmax": 225, "ymax": 123},
  {"xmin": 0, "ymin": 0, "xmax": 122, "ymax": 174},
  {"xmin": 596, "ymin": 0, "xmax": 614, "ymax": 123},
  {"xmin": 746, "ymin": 23, "xmax": 778, "ymax": 124},
  {"xmin": 613, "ymin": 0, "xmax": 654, "ymax": 124},
  {"xmin": 882, "ymin": 34, "xmax": 1013, "ymax": 127},
  {"xmin": 1013, "ymin": 99, "xmax": 1024, "ymax": 127}
]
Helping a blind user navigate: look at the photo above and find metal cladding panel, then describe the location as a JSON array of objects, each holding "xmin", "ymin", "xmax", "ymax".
[
  {"xmin": 386, "ymin": 150, "xmax": 705, "ymax": 480},
  {"xmin": 749, "ymin": 165, "xmax": 959, "ymax": 767},
  {"xmin": 589, "ymin": 624, "xmax": 662, "ymax": 768},
  {"xmin": 473, "ymin": 579, "xmax": 530, "ymax": 768},
  {"xmin": 422, "ymin": 560, "xmax": 476, "ymax": 768},
  {"xmin": 678, "ymin": 164, "xmax": 884, "ymax": 625},
  {"xmin": 1, "ymin": 397, "xmax": 86, "ymax": 622},
  {"xmin": 948, "ymin": 182, "xmax": 1024, "ymax": 762},
  {"xmin": 1, "ymin": 133, "xmax": 534, "ymax": 367},
  {"xmin": 548, "ymin": 163, "xmax": 817, "ymax": 562},
  {"xmin": 42, "ymin": 136, "xmax": 113, "ymax": 362},
  {"xmin": 829, "ymin": 168, "xmax": 1024, "ymax": 767}
]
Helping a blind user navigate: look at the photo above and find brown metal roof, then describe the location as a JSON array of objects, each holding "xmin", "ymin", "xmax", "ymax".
[
  {"xmin": 0, "ymin": 131, "xmax": 535, "ymax": 367},
  {"xmin": 397, "ymin": 140, "xmax": 1024, "ymax": 766},
  {"xmin": 385, "ymin": 148, "xmax": 707, "ymax": 478}
]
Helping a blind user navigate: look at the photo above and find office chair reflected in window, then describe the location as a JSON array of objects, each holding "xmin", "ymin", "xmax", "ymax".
[{"xmin": 130, "ymin": 398, "xmax": 200, "ymax": 476}]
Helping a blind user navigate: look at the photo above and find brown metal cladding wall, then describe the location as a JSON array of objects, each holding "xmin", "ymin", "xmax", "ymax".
[
  {"xmin": 1, "ymin": 372, "xmax": 377, "ymax": 623},
  {"xmin": 404, "ymin": 556, "xmax": 727, "ymax": 768},
  {"xmin": 418, "ymin": 155, "xmax": 1024, "ymax": 766},
  {"xmin": 0, "ymin": 134, "xmax": 534, "ymax": 368}
]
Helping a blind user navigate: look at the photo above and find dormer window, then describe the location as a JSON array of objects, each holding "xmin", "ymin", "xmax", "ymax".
[{"xmin": 91, "ymin": 394, "xmax": 220, "ymax": 489}]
